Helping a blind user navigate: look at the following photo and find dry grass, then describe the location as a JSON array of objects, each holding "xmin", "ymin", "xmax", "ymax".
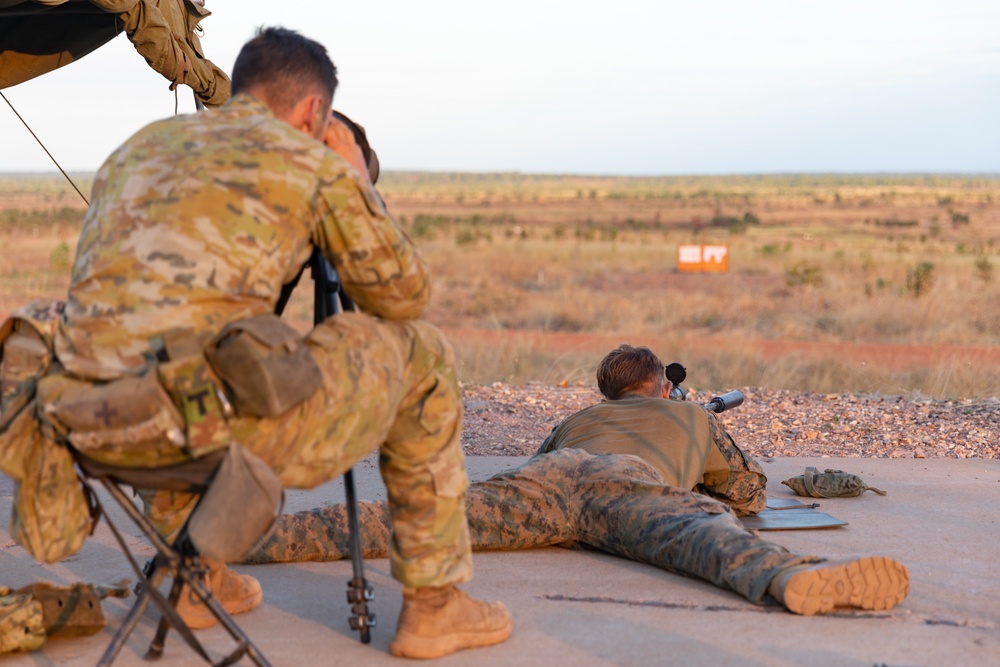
[{"xmin": 1, "ymin": 172, "xmax": 998, "ymax": 398}]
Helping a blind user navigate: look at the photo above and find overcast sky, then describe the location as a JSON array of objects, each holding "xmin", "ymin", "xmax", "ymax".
[{"xmin": 2, "ymin": 0, "xmax": 998, "ymax": 175}]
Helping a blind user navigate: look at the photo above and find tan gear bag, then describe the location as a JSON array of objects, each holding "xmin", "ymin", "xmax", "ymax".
[
  {"xmin": 187, "ymin": 442, "xmax": 284, "ymax": 562},
  {"xmin": 36, "ymin": 372, "xmax": 189, "ymax": 469},
  {"xmin": 782, "ymin": 466, "xmax": 887, "ymax": 498},
  {"xmin": 205, "ymin": 314, "xmax": 322, "ymax": 418}
]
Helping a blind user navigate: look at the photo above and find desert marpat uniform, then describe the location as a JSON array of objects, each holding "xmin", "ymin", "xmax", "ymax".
[
  {"xmin": 51, "ymin": 93, "xmax": 471, "ymax": 588},
  {"xmin": 245, "ymin": 403, "xmax": 819, "ymax": 605},
  {"xmin": 246, "ymin": 449, "xmax": 817, "ymax": 605}
]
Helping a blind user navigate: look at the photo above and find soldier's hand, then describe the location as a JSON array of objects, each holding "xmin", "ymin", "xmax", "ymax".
[{"xmin": 324, "ymin": 113, "xmax": 370, "ymax": 180}]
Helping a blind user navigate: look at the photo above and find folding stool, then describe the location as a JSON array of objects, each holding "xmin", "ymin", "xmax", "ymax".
[{"xmin": 74, "ymin": 448, "xmax": 272, "ymax": 667}]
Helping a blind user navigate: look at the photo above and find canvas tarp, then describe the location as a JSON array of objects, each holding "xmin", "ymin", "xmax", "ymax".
[{"xmin": 0, "ymin": 0, "xmax": 230, "ymax": 106}]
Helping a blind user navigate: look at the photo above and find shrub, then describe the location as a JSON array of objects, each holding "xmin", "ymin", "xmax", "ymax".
[
  {"xmin": 905, "ymin": 262, "xmax": 934, "ymax": 297},
  {"xmin": 784, "ymin": 262, "xmax": 823, "ymax": 287},
  {"xmin": 975, "ymin": 256, "xmax": 993, "ymax": 283},
  {"xmin": 49, "ymin": 242, "xmax": 71, "ymax": 271}
]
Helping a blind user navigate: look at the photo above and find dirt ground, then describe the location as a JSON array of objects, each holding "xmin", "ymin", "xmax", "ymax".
[{"xmin": 459, "ymin": 382, "xmax": 999, "ymax": 460}]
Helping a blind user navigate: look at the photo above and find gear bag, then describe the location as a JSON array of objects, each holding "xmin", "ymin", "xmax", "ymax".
[
  {"xmin": 36, "ymin": 371, "xmax": 189, "ymax": 468},
  {"xmin": 0, "ymin": 300, "xmax": 60, "ymax": 432},
  {"xmin": 782, "ymin": 467, "xmax": 887, "ymax": 498},
  {"xmin": 187, "ymin": 442, "xmax": 284, "ymax": 562},
  {"xmin": 205, "ymin": 314, "xmax": 322, "ymax": 418},
  {"xmin": 0, "ymin": 302, "xmax": 94, "ymax": 563},
  {"xmin": 0, "ymin": 580, "xmax": 129, "ymax": 654}
]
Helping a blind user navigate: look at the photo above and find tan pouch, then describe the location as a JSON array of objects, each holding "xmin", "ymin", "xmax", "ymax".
[
  {"xmin": 206, "ymin": 314, "xmax": 322, "ymax": 418},
  {"xmin": 187, "ymin": 442, "xmax": 284, "ymax": 562},
  {"xmin": 0, "ymin": 300, "xmax": 63, "ymax": 422},
  {"xmin": 36, "ymin": 372, "xmax": 188, "ymax": 468},
  {"xmin": 15, "ymin": 582, "xmax": 106, "ymax": 638},
  {"xmin": 10, "ymin": 420, "xmax": 94, "ymax": 563}
]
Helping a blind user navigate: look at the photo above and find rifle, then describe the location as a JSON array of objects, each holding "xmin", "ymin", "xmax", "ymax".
[{"xmin": 665, "ymin": 362, "xmax": 745, "ymax": 413}]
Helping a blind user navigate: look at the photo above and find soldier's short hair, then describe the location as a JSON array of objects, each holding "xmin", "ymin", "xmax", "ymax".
[
  {"xmin": 596, "ymin": 344, "xmax": 664, "ymax": 400},
  {"xmin": 231, "ymin": 26, "xmax": 339, "ymax": 116}
]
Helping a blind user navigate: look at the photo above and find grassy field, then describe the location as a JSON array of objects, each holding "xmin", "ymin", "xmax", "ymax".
[{"xmin": 1, "ymin": 172, "xmax": 998, "ymax": 398}]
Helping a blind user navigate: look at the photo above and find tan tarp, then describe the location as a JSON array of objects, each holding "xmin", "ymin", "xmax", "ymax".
[{"xmin": 0, "ymin": 0, "xmax": 230, "ymax": 107}]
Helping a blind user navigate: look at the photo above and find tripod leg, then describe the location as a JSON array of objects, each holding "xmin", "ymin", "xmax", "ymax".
[{"xmin": 343, "ymin": 468, "xmax": 375, "ymax": 643}]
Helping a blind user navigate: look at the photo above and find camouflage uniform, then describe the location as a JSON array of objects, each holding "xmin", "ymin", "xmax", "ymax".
[
  {"xmin": 247, "ymin": 449, "xmax": 816, "ymax": 604},
  {"xmin": 247, "ymin": 402, "xmax": 817, "ymax": 604},
  {"xmin": 534, "ymin": 396, "xmax": 767, "ymax": 515},
  {"xmin": 51, "ymin": 94, "xmax": 471, "ymax": 588}
]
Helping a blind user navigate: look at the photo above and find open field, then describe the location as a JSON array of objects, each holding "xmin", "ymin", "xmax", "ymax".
[{"xmin": 1, "ymin": 172, "xmax": 999, "ymax": 399}]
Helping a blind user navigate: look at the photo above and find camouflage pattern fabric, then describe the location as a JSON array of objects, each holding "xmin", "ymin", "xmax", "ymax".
[
  {"xmin": 56, "ymin": 93, "xmax": 428, "ymax": 381},
  {"xmin": 247, "ymin": 450, "xmax": 817, "ymax": 604},
  {"xmin": 782, "ymin": 467, "xmax": 888, "ymax": 498},
  {"xmin": 49, "ymin": 94, "xmax": 469, "ymax": 588},
  {"xmin": 0, "ymin": 592, "xmax": 45, "ymax": 654},
  {"xmin": 535, "ymin": 397, "xmax": 767, "ymax": 515}
]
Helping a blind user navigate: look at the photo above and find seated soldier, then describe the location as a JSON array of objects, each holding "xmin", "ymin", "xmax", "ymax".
[
  {"xmin": 9, "ymin": 26, "xmax": 510, "ymax": 660},
  {"xmin": 244, "ymin": 344, "xmax": 910, "ymax": 616}
]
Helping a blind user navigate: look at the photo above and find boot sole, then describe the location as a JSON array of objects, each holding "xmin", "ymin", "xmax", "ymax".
[
  {"xmin": 782, "ymin": 556, "xmax": 909, "ymax": 616},
  {"xmin": 389, "ymin": 617, "xmax": 514, "ymax": 659}
]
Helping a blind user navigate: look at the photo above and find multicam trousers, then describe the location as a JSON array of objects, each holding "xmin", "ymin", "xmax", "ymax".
[
  {"xmin": 147, "ymin": 311, "xmax": 472, "ymax": 589},
  {"xmin": 246, "ymin": 448, "xmax": 818, "ymax": 603}
]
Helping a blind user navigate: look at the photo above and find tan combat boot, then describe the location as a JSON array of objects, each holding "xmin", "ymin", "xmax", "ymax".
[
  {"xmin": 174, "ymin": 559, "xmax": 263, "ymax": 629},
  {"xmin": 768, "ymin": 556, "xmax": 909, "ymax": 616},
  {"xmin": 389, "ymin": 585, "xmax": 513, "ymax": 659}
]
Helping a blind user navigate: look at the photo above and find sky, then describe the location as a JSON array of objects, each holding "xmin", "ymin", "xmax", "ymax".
[{"xmin": 2, "ymin": 0, "xmax": 999, "ymax": 176}]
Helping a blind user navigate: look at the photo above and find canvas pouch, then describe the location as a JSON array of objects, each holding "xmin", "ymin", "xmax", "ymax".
[
  {"xmin": 9, "ymin": 410, "xmax": 94, "ymax": 563},
  {"xmin": 187, "ymin": 442, "xmax": 284, "ymax": 562},
  {"xmin": 782, "ymin": 466, "xmax": 888, "ymax": 498},
  {"xmin": 205, "ymin": 314, "xmax": 322, "ymax": 418},
  {"xmin": 15, "ymin": 582, "xmax": 106, "ymax": 638},
  {"xmin": 0, "ymin": 299, "xmax": 62, "ymax": 425},
  {"xmin": 36, "ymin": 372, "xmax": 188, "ymax": 468}
]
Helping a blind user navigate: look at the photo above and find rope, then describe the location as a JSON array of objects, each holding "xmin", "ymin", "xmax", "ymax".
[{"xmin": 1, "ymin": 90, "xmax": 89, "ymax": 206}]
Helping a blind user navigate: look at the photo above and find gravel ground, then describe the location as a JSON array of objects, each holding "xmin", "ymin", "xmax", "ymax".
[{"xmin": 460, "ymin": 382, "xmax": 1000, "ymax": 460}]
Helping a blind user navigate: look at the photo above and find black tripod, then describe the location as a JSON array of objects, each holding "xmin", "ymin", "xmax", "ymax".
[{"xmin": 275, "ymin": 249, "xmax": 376, "ymax": 643}]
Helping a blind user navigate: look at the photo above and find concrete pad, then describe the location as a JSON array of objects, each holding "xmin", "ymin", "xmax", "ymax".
[{"xmin": 1, "ymin": 456, "xmax": 998, "ymax": 666}]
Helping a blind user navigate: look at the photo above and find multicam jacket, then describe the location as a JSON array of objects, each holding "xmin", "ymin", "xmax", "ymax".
[
  {"xmin": 535, "ymin": 396, "xmax": 767, "ymax": 514},
  {"xmin": 55, "ymin": 94, "xmax": 428, "ymax": 380}
]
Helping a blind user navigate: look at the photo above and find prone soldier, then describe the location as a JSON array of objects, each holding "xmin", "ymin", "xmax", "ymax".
[{"xmin": 246, "ymin": 344, "xmax": 911, "ymax": 617}]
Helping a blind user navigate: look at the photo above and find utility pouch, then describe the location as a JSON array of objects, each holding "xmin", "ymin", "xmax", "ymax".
[
  {"xmin": 187, "ymin": 442, "xmax": 284, "ymax": 562},
  {"xmin": 36, "ymin": 372, "xmax": 188, "ymax": 468},
  {"xmin": 15, "ymin": 582, "xmax": 106, "ymax": 638},
  {"xmin": 156, "ymin": 352, "xmax": 232, "ymax": 460},
  {"xmin": 9, "ymin": 411, "xmax": 94, "ymax": 563},
  {"xmin": 0, "ymin": 300, "xmax": 63, "ymax": 423},
  {"xmin": 205, "ymin": 314, "xmax": 322, "ymax": 418},
  {"xmin": 782, "ymin": 467, "xmax": 888, "ymax": 498}
]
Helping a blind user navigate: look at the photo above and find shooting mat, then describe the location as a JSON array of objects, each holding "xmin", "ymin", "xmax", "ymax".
[{"xmin": 738, "ymin": 497, "xmax": 847, "ymax": 531}]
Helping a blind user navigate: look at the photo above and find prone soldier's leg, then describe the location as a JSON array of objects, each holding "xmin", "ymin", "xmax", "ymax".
[
  {"xmin": 242, "ymin": 449, "xmax": 584, "ymax": 564},
  {"xmin": 242, "ymin": 500, "xmax": 392, "ymax": 564},
  {"xmin": 463, "ymin": 449, "xmax": 582, "ymax": 550},
  {"xmin": 571, "ymin": 453, "xmax": 815, "ymax": 604}
]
